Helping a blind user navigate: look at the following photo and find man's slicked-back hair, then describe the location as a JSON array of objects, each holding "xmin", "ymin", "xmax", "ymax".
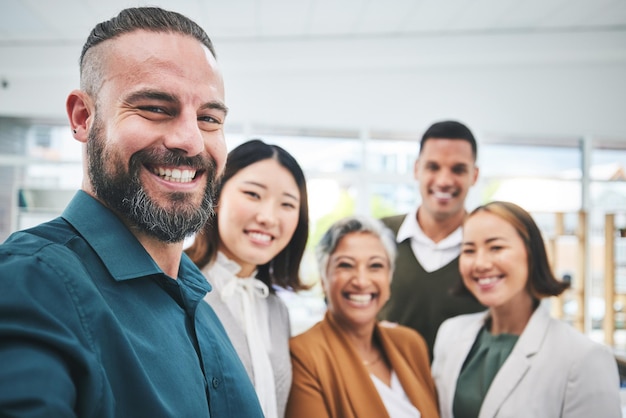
[{"xmin": 79, "ymin": 7, "xmax": 215, "ymax": 95}]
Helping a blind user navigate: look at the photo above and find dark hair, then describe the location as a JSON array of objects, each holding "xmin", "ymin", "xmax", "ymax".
[
  {"xmin": 420, "ymin": 120, "xmax": 478, "ymax": 161},
  {"xmin": 80, "ymin": 7, "xmax": 215, "ymax": 95},
  {"xmin": 185, "ymin": 139, "xmax": 310, "ymax": 292},
  {"xmin": 455, "ymin": 201, "xmax": 569, "ymax": 300}
]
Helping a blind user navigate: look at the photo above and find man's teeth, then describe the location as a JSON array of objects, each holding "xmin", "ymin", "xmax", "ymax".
[
  {"xmin": 347, "ymin": 294, "xmax": 373, "ymax": 304},
  {"xmin": 434, "ymin": 191, "xmax": 453, "ymax": 199},
  {"xmin": 477, "ymin": 277, "xmax": 499, "ymax": 285},
  {"xmin": 248, "ymin": 232, "xmax": 271, "ymax": 243},
  {"xmin": 154, "ymin": 167, "xmax": 196, "ymax": 183}
]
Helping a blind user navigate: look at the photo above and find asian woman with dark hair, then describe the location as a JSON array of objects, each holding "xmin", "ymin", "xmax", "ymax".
[{"xmin": 186, "ymin": 139, "xmax": 309, "ymax": 418}]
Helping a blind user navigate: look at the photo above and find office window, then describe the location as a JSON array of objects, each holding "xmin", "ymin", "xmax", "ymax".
[{"xmin": 478, "ymin": 143, "xmax": 582, "ymax": 212}]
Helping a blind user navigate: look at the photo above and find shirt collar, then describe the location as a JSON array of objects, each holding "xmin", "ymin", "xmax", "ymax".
[
  {"xmin": 177, "ymin": 253, "xmax": 213, "ymax": 307},
  {"xmin": 62, "ymin": 191, "xmax": 211, "ymax": 310},
  {"xmin": 396, "ymin": 205, "xmax": 420, "ymax": 243},
  {"xmin": 61, "ymin": 191, "xmax": 177, "ymax": 281},
  {"xmin": 179, "ymin": 253, "xmax": 213, "ymax": 293},
  {"xmin": 211, "ymin": 251, "xmax": 267, "ymax": 300},
  {"xmin": 396, "ymin": 204, "xmax": 463, "ymax": 249}
]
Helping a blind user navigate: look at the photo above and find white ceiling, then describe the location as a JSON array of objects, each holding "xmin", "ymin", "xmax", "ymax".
[
  {"xmin": 2, "ymin": 0, "xmax": 626, "ymax": 45},
  {"xmin": 1, "ymin": 0, "xmax": 626, "ymax": 140}
]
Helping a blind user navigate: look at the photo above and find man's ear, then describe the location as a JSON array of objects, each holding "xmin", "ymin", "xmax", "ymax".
[
  {"xmin": 413, "ymin": 158, "xmax": 420, "ymax": 181},
  {"xmin": 66, "ymin": 89, "xmax": 93, "ymax": 143},
  {"xmin": 471, "ymin": 165, "xmax": 479, "ymax": 185}
]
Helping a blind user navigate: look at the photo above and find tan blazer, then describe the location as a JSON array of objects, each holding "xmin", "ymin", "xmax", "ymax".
[
  {"xmin": 432, "ymin": 306, "xmax": 622, "ymax": 418},
  {"xmin": 286, "ymin": 312, "xmax": 440, "ymax": 418}
]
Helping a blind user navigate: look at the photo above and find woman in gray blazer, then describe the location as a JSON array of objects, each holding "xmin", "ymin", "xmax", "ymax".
[
  {"xmin": 186, "ymin": 139, "xmax": 310, "ymax": 418},
  {"xmin": 432, "ymin": 201, "xmax": 621, "ymax": 418}
]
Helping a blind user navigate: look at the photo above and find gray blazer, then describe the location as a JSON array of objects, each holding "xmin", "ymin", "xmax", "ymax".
[
  {"xmin": 432, "ymin": 306, "xmax": 621, "ymax": 418},
  {"xmin": 202, "ymin": 268, "xmax": 292, "ymax": 418}
]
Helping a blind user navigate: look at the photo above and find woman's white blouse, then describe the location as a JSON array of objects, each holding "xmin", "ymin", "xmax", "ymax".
[
  {"xmin": 207, "ymin": 252, "xmax": 278, "ymax": 418},
  {"xmin": 371, "ymin": 371, "xmax": 421, "ymax": 418}
]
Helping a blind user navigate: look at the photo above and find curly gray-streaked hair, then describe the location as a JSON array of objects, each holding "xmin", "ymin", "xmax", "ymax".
[{"xmin": 316, "ymin": 215, "xmax": 397, "ymax": 283}]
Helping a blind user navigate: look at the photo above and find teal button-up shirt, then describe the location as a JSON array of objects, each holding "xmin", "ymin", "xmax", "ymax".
[{"xmin": 0, "ymin": 191, "xmax": 263, "ymax": 417}]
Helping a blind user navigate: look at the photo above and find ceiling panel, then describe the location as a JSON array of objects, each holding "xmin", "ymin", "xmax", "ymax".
[
  {"xmin": 484, "ymin": 0, "xmax": 558, "ymax": 29},
  {"xmin": 355, "ymin": 0, "xmax": 417, "ymax": 35},
  {"xmin": 584, "ymin": 0, "xmax": 626, "ymax": 26},
  {"xmin": 201, "ymin": 1, "xmax": 258, "ymax": 39},
  {"xmin": 257, "ymin": 0, "xmax": 312, "ymax": 37},
  {"xmin": 400, "ymin": 0, "xmax": 475, "ymax": 33},
  {"xmin": 535, "ymin": 0, "xmax": 624, "ymax": 28},
  {"xmin": 1, "ymin": 0, "xmax": 52, "ymax": 39},
  {"xmin": 0, "ymin": 0, "xmax": 625, "ymax": 45},
  {"xmin": 306, "ymin": 0, "xmax": 368, "ymax": 37}
]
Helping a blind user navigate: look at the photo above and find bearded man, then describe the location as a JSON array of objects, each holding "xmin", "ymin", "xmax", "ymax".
[{"xmin": 0, "ymin": 7, "xmax": 264, "ymax": 417}]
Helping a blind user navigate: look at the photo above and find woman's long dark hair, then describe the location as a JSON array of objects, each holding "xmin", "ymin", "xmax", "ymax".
[{"xmin": 185, "ymin": 139, "xmax": 309, "ymax": 292}]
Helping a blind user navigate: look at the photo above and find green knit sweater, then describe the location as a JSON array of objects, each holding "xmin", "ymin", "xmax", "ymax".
[{"xmin": 378, "ymin": 214, "xmax": 485, "ymax": 361}]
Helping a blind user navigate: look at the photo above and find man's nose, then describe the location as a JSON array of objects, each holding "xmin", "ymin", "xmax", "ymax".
[{"xmin": 164, "ymin": 112, "xmax": 204, "ymax": 156}]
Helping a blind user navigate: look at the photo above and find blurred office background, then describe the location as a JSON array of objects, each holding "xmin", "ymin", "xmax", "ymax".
[{"xmin": 1, "ymin": 0, "xmax": 626, "ymax": 351}]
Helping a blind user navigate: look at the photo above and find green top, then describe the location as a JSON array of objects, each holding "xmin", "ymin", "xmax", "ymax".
[{"xmin": 453, "ymin": 326, "xmax": 519, "ymax": 418}]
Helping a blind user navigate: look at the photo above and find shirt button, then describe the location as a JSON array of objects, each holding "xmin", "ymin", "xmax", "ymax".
[{"xmin": 212, "ymin": 377, "xmax": 220, "ymax": 389}]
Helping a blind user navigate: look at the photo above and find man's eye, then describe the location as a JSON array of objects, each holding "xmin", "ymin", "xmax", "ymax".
[
  {"xmin": 198, "ymin": 115, "xmax": 221, "ymax": 124},
  {"xmin": 139, "ymin": 106, "xmax": 167, "ymax": 114}
]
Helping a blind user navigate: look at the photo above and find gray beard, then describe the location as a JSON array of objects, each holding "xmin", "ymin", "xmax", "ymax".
[{"xmin": 86, "ymin": 119, "xmax": 217, "ymax": 243}]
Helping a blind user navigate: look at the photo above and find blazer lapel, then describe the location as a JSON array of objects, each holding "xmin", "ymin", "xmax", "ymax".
[
  {"xmin": 378, "ymin": 326, "xmax": 430, "ymax": 414},
  {"xmin": 322, "ymin": 314, "xmax": 390, "ymax": 418},
  {"xmin": 478, "ymin": 306, "xmax": 551, "ymax": 418}
]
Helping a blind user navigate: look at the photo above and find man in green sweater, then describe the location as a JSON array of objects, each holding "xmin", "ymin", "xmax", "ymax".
[{"xmin": 379, "ymin": 120, "xmax": 485, "ymax": 361}]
